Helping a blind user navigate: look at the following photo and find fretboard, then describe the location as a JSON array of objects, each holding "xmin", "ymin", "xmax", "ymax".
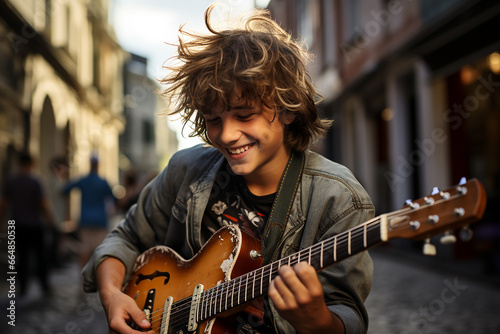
[{"xmin": 196, "ymin": 217, "xmax": 383, "ymax": 322}]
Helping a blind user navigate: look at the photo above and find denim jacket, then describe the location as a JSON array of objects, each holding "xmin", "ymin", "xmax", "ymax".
[{"xmin": 82, "ymin": 145, "xmax": 375, "ymax": 334}]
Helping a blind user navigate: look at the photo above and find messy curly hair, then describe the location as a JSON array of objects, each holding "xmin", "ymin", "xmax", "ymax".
[{"xmin": 160, "ymin": 5, "xmax": 332, "ymax": 151}]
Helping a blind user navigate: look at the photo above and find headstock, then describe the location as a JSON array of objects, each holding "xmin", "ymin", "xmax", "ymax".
[{"xmin": 381, "ymin": 178, "xmax": 487, "ymax": 249}]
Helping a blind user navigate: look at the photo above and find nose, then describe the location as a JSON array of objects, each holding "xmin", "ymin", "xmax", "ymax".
[{"xmin": 218, "ymin": 117, "xmax": 241, "ymax": 144}]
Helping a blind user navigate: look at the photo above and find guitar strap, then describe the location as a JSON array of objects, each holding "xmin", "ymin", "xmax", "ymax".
[{"xmin": 261, "ymin": 150, "xmax": 305, "ymax": 265}]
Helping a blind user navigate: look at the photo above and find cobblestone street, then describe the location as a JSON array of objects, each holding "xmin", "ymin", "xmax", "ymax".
[
  {"xmin": 1, "ymin": 260, "xmax": 108, "ymax": 334},
  {"xmin": 366, "ymin": 249, "xmax": 500, "ymax": 334},
  {"xmin": 1, "ymin": 248, "xmax": 499, "ymax": 333}
]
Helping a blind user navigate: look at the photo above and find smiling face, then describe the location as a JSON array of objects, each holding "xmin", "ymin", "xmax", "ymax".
[{"xmin": 203, "ymin": 93, "xmax": 293, "ymax": 195}]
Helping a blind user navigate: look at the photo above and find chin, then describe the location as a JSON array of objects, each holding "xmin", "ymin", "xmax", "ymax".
[{"xmin": 227, "ymin": 164, "xmax": 252, "ymax": 176}]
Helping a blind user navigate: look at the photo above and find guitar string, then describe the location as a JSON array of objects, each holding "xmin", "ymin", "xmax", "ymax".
[{"xmin": 144, "ymin": 206, "xmax": 416, "ymax": 328}]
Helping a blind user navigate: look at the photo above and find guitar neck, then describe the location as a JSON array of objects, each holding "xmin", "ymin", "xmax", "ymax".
[{"xmin": 196, "ymin": 217, "xmax": 383, "ymax": 321}]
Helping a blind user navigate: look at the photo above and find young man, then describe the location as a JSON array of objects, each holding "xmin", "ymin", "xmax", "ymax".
[
  {"xmin": 82, "ymin": 6, "xmax": 374, "ymax": 334},
  {"xmin": 0, "ymin": 153, "xmax": 55, "ymax": 295}
]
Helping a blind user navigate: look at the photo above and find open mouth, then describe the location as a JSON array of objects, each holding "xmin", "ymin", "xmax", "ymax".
[{"xmin": 227, "ymin": 144, "xmax": 253, "ymax": 155}]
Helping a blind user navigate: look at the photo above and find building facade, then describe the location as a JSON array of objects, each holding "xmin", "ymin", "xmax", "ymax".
[
  {"xmin": 120, "ymin": 53, "xmax": 178, "ymax": 183},
  {"xmin": 268, "ymin": 0, "xmax": 500, "ymax": 270},
  {"xmin": 0, "ymin": 0, "xmax": 126, "ymax": 226}
]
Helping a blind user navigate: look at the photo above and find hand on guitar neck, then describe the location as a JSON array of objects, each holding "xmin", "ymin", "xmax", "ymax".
[{"xmin": 269, "ymin": 262, "xmax": 344, "ymax": 333}]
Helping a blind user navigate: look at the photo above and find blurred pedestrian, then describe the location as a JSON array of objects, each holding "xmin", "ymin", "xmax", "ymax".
[
  {"xmin": 46, "ymin": 156, "xmax": 70, "ymax": 268},
  {"xmin": 116, "ymin": 169, "xmax": 141, "ymax": 214},
  {"xmin": 0, "ymin": 152, "xmax": 55, "ymax": 296},
  {"xmin": 62, "ymin": 155, "xmax": 116, "ymax": 269}
]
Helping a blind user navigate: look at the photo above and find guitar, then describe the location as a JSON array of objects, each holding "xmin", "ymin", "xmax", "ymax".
[{"xmin": 123, "ymin": 178, "xmax": 487, "ymax": 333}]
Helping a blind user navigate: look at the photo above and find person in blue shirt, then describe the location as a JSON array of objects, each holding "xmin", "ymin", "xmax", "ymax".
[{"xmin": 62, "ymin": 155, "xmax": 116, "ymax": 268}]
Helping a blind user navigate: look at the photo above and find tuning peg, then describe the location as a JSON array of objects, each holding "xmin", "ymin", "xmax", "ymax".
[
  {"xmin": 454, "ymin": 207, "xmax": 465, "ymax": 217},
  {"xmin": 431, "ymin": 187, "xmax": 440, "ymax": 195},
  {"xmin": 439, "ymin": 191, "xmax": 450, "ymax": 200},
  {"xmin": 424, "ymin": 196, "xmax": 435, "ymax": 205},
  {"xmin": 456, "ymin": 177, "xmax": 468, "ymax": 194},
  {"xmin": 460, "ymin": 226, "xmax": 474, "ymax": 241},
  {"xmin": 427, "ymin": 215, "xmax": 439, "ymax": 224},
  {"xmin": 423, "ymin": 238, "xmax": 436, "ymax": 256},
  {"xmin": 405, "ymin": 199, "xmax": 419, "ymax": 209},
  {"xmin": 440, "ymin": 230, "xmax": 457, "ymax": 245}
]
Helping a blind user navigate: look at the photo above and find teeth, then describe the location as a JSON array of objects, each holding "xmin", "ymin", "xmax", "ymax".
[{"xmin": 229, "ymin": 145, "xmax": 251, "ymax": 155}]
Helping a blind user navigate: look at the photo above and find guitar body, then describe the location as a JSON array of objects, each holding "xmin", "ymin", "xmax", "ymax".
[{"xmin": 123, "ymin": 225, "xmax": 264, "ymax": 333}]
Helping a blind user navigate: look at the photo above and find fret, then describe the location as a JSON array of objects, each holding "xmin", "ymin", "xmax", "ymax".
[
  {"xmin": 213, "ymin": 285, "xmax": 218, "ymax": 315},
  {"xmin": 219, "ymin": 283, "xmax": 223, "ymax": 314},
  {"xmin": 206, "ymin": 290, "xmax": 210, "ymax": 318},
  {"xmin": 333, "ymin": 236, "xmax": 337, "ymax": 262},
  {"xmin": 231, "ymin": 278, "xmax": 235, "ymax": 308},
  {"xmin": 209, "ymin": 289, "xmax": 213, "ymax": 317},
  {"xmin": 244, "ymin": 273, "xmax": 249, "ymax": 302},
  {"xmin": 288, "ymin": 255, "xmax": 291, "ymax": 266},
  {"xmin": 251, "ymin": 272, "xmax": 256, "ymax": 299},
  {"xmin": 224, "ymin": 282, "xmax": 228, "ymax": 312},
  {"xmin": 208, "ymin": 290, "xmax": 212, "ymax": 317},
  {"xmin": 363, "ymin": 224, "xmax": 367, "ymax": 248},
  {"xmin": 259, "ymin": 267, "xmax": 264, "ymax": 295},
  {"xmin": 268, "ymin": 263, "xmax": 273, "ymax": 286},
  {"xmin": 298, "ymin": 251, "xmax": 301, "ymax": 263},
  {"xmin": 237, "ymin": 277, "xmax": 242, "ymax": 304},
  {"xmin": 205, "ymin": 290, "xmax": 212, "ymax": 318},
  {"xmin": 214, "ymin": 286, "xmax": 218, "ymax": 315},
  {"xmin": 348, "ymin": 230, "xmax": 351, "ymax": 255},
  {"xmin": 308, "ymin": 247, "xmax": 311, "ymax": 265},
  {"xmin": 320, "ymin": 242, "xmax": 324, "ymax": 268}
]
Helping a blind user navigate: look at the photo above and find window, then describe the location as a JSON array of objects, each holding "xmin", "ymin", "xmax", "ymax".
[{"xmin": 142, "ymin": 120, "xmax": 153, "ymax": 144}]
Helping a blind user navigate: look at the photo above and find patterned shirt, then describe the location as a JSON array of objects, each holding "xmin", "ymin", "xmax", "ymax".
[
  {"xmin": 202, "ymin": 165, "xmax": 275, "ymax": 243},
  {"xmin": 201, "ymin": 164, "xmax": 277, "ymax": 333}
]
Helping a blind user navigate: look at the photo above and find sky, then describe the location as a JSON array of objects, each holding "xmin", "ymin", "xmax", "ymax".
[{"xmin": 109, "ymin": 0, "xmax": 271, "ymax": 149}]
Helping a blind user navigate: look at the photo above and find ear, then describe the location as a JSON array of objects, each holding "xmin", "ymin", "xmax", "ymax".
[{"xmin": 281, "ymin": 110, "xmax": 295, "ymax": 125}]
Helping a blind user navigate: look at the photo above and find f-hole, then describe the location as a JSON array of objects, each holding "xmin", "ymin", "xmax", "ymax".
[{"xmin": 136, "ymin": 270, "xmax": 170, "ymax": 285}]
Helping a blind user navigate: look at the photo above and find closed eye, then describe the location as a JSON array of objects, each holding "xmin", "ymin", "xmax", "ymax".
[
  {"xmin": 205, "ymin": 117, "xmax": 221, "ymax": 124},
  {"xmin": 237, "ymin": 113, "xmax": 256, "ymax": 121}
]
